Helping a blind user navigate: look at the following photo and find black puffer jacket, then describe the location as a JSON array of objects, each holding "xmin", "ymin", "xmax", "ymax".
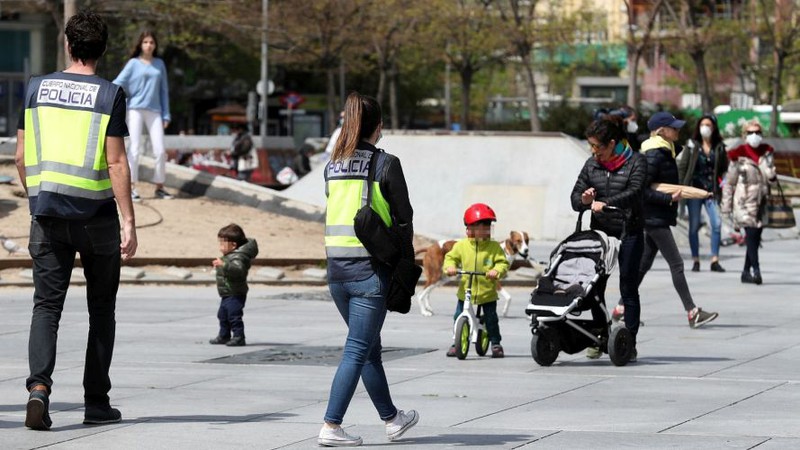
[
  {"xmin": 571, "ymin": 152, "xmax": 646, "ymax": 239},
  {"xmin": 216, "ymin": 238, "xmax": 259, "ymax": 297},
  {"xmin": 640, "ymin": 138, "xmax": 680, "ymax": 227}
]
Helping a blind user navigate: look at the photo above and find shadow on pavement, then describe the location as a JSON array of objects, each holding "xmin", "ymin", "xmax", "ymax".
[
  {"xmin": 398, "ymin": 433, "xmax": 536, "ymax": 446},
  {"xmin": 0, "ymin": 401, "xmax": 83, "ymax": 413},
  {"xmin": 134, "ymin": 412, "xmax": 296, "ymax": 424},
  {"xmin": 558, "ymin": 355, "xmax": 733, "ymax": 366}
]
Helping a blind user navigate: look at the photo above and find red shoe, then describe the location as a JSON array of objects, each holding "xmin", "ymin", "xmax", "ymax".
[
  {"xmin": 611, "ymin": 304, "xmax": 625, "ymax": 322},
  {"xmin": 491, "ymin": 345, "xmax": 504, "ymax": 358}
]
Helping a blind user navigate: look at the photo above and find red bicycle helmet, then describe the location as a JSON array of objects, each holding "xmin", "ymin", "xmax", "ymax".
[{"xmin": 463, "ymin": 203, "xmax": 497, "ymax": 225}]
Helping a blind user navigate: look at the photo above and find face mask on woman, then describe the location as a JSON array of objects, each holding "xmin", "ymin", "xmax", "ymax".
[
  {"xmin": 699, "ymin": 125, "xmax": 712, "ymax": 139},
  {"xmin": 626, "ymin": 120, "xmax": 638, "ymax": 134},
  {"xmin": 746, "ymin": 133, "xmax": 762, "ymax": 148}
]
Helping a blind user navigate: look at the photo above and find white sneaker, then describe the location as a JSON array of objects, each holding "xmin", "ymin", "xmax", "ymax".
[
  {"xmin": 318, "ymin": 425, "xmax": 362, "ymax": 447},
  {"xmin": 131, "ymin": 189, "xmax": 141, "ymax": 203},
  {"xmin": 385, "ymin": 409, "xmax": 419, "ymax": 441}
]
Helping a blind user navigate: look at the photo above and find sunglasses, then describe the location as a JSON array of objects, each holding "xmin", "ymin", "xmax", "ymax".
[{"xmin": 746, "ymin": 130, "xmax": 762, "ymax": 136}]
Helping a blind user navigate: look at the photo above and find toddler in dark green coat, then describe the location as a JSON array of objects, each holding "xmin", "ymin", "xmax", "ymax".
[{"xmin": 209, "ymin": 223, "xmax": 259, "ymax": 346}]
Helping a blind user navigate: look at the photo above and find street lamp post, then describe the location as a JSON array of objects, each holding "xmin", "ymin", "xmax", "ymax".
[{"xmin": 260, "ymin": 0, "xmax": 269, "ymax": 149}]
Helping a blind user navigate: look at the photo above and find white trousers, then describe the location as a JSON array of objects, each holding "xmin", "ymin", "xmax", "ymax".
[{"xmin": 127, "ymin": 108, "xmax": 166, "ymax": 184}]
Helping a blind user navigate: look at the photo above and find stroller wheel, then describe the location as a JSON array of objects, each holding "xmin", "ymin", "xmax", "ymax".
[
  {"xmin": 531, "ymin": 327, "xmax": 560, "ymax": 366},
  {"xmin": 475, "ymin": 329, "xmax": 490, "ymax": 356},
  {"xmin": 454, "ymin": 316, "xmax": 470, "ymax": 360},
  {"xmin": 608, "ymin": 326, "xmax": 634, "ymax": 366}
]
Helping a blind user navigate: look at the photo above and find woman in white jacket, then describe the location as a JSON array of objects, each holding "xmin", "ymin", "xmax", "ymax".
[{"xmin": 721, "ymin": 119, "xmax": 777, "ymax": 285}]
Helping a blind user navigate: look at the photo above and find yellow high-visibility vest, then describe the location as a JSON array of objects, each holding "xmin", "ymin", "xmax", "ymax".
[
  {"xmin": 23, "ymin": 74, "xmax": 119, "ymax": 202},
  {"xmin": 325, "ymin": 149, "xmax": 392, "ymax": 259}
]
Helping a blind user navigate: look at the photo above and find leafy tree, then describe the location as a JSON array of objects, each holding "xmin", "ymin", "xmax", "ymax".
[
  {"xmin": 363, "ymin": 0, "xmax": 425, "ymax": 129},
  {"xmin": 269, "ymin": 0, "xmax": 368, "ymax": 131},
  {"xmin": 757, "ymin": 0, "xmax": 800, "ymax": 136},
  {"xmin": 495, "ymin": 0, "xmax": 543, "ymax": 131},
  {"xmin": 623, "ymin": 0, "xmax": 666, "ymax": 108},
  {"xmin": 427, "ymin": 0, "xmax": 505, "ymax": 130},
  {"xmin": 659, "ymin": 1, "xmax": 747, "ymax": 112}
]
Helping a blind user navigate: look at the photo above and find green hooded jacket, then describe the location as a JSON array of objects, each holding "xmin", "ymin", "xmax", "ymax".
[
  {"xmin": 216, "ymin": 238, "xmax": 259, "ymax": 297},
  {"xmin": 442, "ymin": 238, "xmax": 509, "ymax": 304}
]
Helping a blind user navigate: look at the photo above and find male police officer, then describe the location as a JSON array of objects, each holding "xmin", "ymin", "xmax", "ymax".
[{"xmin": 15, "ymin": 10, "xmax": 137, "ymax": 430}]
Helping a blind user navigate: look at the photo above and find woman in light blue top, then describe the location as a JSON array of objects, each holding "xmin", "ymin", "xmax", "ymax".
[{"xmin": 113, "ymin": 31, "xmax": 173, "ymax": 201}]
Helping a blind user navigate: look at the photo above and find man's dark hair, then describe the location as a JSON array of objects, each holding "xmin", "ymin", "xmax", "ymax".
[
  {"xmin": 585, "ymin": 116, "xmax": 625, "ymax": 145},
  {"xmin": 218, "ymin": 223, "xmax": 247, "ymax": 247},
  {"xmin": 65, "ymin": 10, "xmax": 108, "ymax": 63}
]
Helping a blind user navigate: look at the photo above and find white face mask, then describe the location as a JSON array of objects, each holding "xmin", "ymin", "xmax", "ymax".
[
  {"xmin": 626, "ymin": 121, "xmax": 639, "ymax": 134},
  {"xmin": 745, "ymin": 133, "xmax": 762, "ymax": 148},
  {"xmin": 699, "ymin": 125, "xmax": 712, "ymax": 139}
]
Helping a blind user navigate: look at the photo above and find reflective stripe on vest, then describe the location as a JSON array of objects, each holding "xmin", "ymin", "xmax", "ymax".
[
  {"xmin": 23, "ymin": 79, "xmax": 114, "ymax": 200},
  {"xmin": 325, "ymin": 151, "xmax": 393, "ymax": 259}
]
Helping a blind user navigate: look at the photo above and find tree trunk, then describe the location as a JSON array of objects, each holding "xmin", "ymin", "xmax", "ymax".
[
  {"xmin": 769, "ymin": 52, "xmax": 784, "ymax": 137},
  {"xmin": 376, "ymin": 67, "xmax": 386, "ymax": 105},
  {"xmin": 627, "ymin": 49, "xmax": 640, "ymax": 109},
  {"xmin": 460, "ymin": 69, "xmax": 473, "ymax": 130},
  {"xmin": 690, "ymin": 49, "xmax": 713, "ymax": 112},
  {"xmin": 521, "ymin": 53, "xmax": 541, "ymax": 132},
  {"xmin": 327, "ymin": 68, "xmax": 338, "ymax": 132},
  {"xmin": 389, "ymin": 61, "xmax": 399, "ymax": 129}
]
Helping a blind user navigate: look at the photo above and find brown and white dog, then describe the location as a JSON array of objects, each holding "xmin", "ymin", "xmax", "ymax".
[{"xmin": 414, "ymin": 231, "xmax": 530, "ymax": 317}]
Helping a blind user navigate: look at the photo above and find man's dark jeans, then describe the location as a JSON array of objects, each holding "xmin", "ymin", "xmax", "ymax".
[{"xmin": 26, "ymin": 215, "xmax": 121, "ymax": 407}]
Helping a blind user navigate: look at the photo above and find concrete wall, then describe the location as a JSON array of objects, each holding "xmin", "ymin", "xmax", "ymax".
[{"xmin": 283, "ymin": 132, "xmax": 592, "ymax": 241}]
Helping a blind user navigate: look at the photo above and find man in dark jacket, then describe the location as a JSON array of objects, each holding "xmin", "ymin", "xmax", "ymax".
[{"xmin": 210, "ymin": 224, "xmax": 259, "ymax": 346}]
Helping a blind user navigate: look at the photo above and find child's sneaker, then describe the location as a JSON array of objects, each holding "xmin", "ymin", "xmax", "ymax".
[
  {"xmin": 209, "ymin": 335, "xmax": 230, "ymax": 345},
  {"xmin": 585, "ymin": 346, "xmax": 602, "ymax": 359},
  {"xmin": 25, "ymin": 388, "xmax": 52, "ymax": 430},
  {"xmin": 491, "ymin": 345, "xmax": 504, "ymax": 358},
  {"xmin": 611, "ymin": 304, "xmax": 625, "ymax": 322},
  {"xmin": 688, "ymin": 307, "xmax": 718, "ymax": 329},
  {"xmin": 318, "ymin": 425, "xmax": 362, "ymax": 447},
  {"xmin": 386, "ymin": 409, "xmax": 419, "ymax": 441},
  {"xmin": 446, "ymin": 345, "xmax": 456, "ymax": 357},
  {"xmin": 226, "ymin": 336, "xmax": 246, "ymax": 346}
]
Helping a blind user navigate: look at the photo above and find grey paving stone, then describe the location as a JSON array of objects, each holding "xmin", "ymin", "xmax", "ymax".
[{"xmin": 1, "ymin": 238, "xmax": 799, "ymax": 448}]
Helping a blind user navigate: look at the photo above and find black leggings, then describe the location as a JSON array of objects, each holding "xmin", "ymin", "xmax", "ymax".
[{"xmin": 744, "ymin": 227, "xmax": 763, "ymax": 274}]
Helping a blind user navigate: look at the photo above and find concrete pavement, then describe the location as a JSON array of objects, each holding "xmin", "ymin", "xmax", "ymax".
[{"xmin": 1, "ymin": 238, "xmax": 799, "ymax": 449}]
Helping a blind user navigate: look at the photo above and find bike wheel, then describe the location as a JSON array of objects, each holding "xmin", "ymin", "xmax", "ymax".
[
  {"xmin": 530, "ymin": 327, "xmax": 560, "ymax": 366},
  {"xmin": 475, "ymin": 328, "xmax": 489, "ymax": 356},
  {"xmin": 454, "ymin": 316, "xmax": 470, "ymax": 360}
]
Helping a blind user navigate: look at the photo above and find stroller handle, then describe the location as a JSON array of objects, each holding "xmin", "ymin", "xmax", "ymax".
[{"xmin": 576, "ymin": 204, "xmax": 627, "ymax": 233}]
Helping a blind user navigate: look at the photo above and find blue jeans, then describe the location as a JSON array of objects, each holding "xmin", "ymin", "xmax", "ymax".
[
  {"xmin": 324, "ymin": 268, "xmax": 397, "ymax": 425},
  {"xmin": 619, "ymin": 230, "xmax": 644, "ymax": 342},
  {"xmin": 453, "ymin": 300, "xmax": 501, "ymax": 345},
  {"xmin": 687, "ymin": 198, "xmax": 722, "ymax": 259},
  {"xmin": 217, "ymin": 295, "xmax": 246, "ymax": 338},
  {"xmin": 26, "ymin": 215, "xmax": 121, "ymax": 407}
]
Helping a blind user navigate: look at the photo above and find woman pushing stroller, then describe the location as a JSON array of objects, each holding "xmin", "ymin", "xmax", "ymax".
[{"xmin": 570, "ymin": 117, "xmax": 647, "ymax": 361}]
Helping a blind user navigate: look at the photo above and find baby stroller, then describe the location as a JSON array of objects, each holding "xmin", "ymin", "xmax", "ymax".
[{"xmin": 525, "ymin": 208, "xmax": 635, "ymax": 366}]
